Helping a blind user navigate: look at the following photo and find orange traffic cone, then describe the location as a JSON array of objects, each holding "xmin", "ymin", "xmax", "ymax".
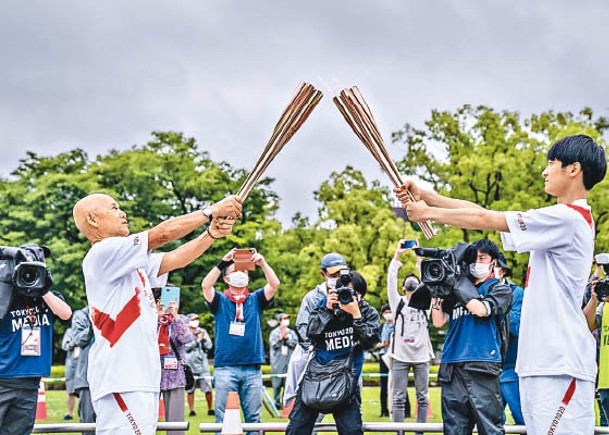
[
  {"xmin": 281, "ymin": 397, "xmax": 295, "ymax": 418},
  {"xmin": 35, "ymin": 380, "xmax": 48, "ymax": 420},
  {"xmin": 413, "ymin": 398, "xmax": 433, "ymax": 419},
  {"xmin": 158, "ymin": 395, "xmax": 166, "ymax": 420},
  {"xmin": 221, "ymin": 391, "xmax": 243, "ymax": 435}
]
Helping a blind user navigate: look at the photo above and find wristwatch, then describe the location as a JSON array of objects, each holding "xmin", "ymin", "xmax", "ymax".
[{"xmin": 201, "ymin": 206, "xmax": 213, "ymax": 221}]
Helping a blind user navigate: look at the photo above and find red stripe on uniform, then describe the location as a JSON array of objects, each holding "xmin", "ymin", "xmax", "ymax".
[
  {"xmin": 91, "ymin": 288, "xmax": 142, "ymax": 348},
  {"xmin": 561, "ymin": 378, "xmax": 577, "ymax": 405},
  {"xmin": 113, "ymin": 392, "xmax": 129, "ymax": 412},
  {"xmin": 524, "ymin": 266, "xmax": 531, "ymax": 289},
  {"xmin": 565, "ymin": 204, "xmax": 594, "ymax": 230}
]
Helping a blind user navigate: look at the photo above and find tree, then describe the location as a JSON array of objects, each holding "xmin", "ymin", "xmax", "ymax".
[{"xmin": 392, "ymin": 105, "xmax": 609, "ymax": 283}]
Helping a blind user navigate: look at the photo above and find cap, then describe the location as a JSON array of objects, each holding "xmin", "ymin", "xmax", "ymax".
[
  {"xmin": 186, "ymin": 313, "xmax": 199, "ymax": 320},
  {"xmin": 498, "ymin": 253, "xmax": 512, "ymax": 277},
  {"xmin": 321, "ymin": 253, "xmax": 347, "ymax": 275},
  {"xmin": 276, "ymin": 312, "xmax": 289, "ymax": 321}
]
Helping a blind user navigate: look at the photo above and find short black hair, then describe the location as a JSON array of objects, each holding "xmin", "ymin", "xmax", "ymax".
[
  {"xmin": 471, "ymin": 239, "xmax": 500, "ymax": 261},
  {"xmin": 350, "ymin": 271, "xmax": 367, "ymax": 297},
  {"xmin": 380, "ymin": 303, "xmax": 390, "ymax": 313},
  {"xmin": 547, "ymin": 135, "xmax": 607, "ymax": 190}
]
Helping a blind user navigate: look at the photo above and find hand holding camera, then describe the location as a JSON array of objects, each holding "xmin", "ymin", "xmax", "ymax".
[{"xmin": 594, "ymin": 253, "xmax": 609, "ymax": 300}]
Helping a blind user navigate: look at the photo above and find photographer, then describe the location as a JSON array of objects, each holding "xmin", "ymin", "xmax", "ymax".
[
  {"xmin": 583, "ymin": 254, "xmax": 609, "ymax": 425},
  {"xmin": 431, "ymin": 239, "xmax": 512, "ymax": 435},
  {"xmin": 0, "ymin": 243, "xmax": 72, "ymax": 435},
  {"xmin": 286, "ymin": 271, "xmax": 381, "ymax": 435},
  {"xmin": 387, "ymin": 241, "xmax": 434, "ymax": 431}
]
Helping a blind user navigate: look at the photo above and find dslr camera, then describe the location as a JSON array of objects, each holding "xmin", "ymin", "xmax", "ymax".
[
  {"xmin": 334, "ymin": 269, "xmax": 356, "ymax": 306},
  {"xmin": 0, "ymin": 244, "xmax": 52, "ymax": 320},
  {"xmin": 595, "ymin": 253, "xmax": 609, "ymax": 300},
  {"xmin": 408, "ymin": 243, "xmax": 478, "ymax": 310}
]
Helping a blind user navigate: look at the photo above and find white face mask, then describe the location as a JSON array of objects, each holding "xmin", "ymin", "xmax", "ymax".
[
  {"xmin": 189, "ymin": 320, "xmax": 199, "ymax": 328},
  {"xmin": 327, "ymin": 277, "xmax": 338, "ymax": 289},
  {"xmin": 228, "ymin": 271, "xmax": 249, "ymax": 288},
  {"xmin": 383, "ymin": 313, "xmax": 393, "ymax": 322},
  {"xmin": 281, "ymin": 319, "xmax": 290, "ymax": 327},
  {"xmin": 469, "ymin": 262, "xmax": 493, "ymax": 279}
]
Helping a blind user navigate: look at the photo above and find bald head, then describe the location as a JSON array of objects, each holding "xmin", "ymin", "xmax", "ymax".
[{"xmin": 73, "ymin": 194, "xmax": 129, "ymax": 243}]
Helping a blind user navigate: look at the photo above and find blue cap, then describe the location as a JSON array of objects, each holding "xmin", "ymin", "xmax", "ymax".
[{"xmin": 321, "ymin": 253, "xmax": 347, "ymax": 274}]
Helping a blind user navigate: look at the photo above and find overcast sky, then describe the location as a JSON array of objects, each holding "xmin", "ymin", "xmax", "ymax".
[{"xmin": 1, "ymin": 1, "xmax": 608, "ymax": 225}]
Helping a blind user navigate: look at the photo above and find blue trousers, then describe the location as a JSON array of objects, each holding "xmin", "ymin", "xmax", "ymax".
[
  {"xmin": 214, "ymin": 365, "xmax": 262, "ymax": 435},
  {"xmin": 500, "ymin": 380, "xmax": 524, "ymax": 425}
]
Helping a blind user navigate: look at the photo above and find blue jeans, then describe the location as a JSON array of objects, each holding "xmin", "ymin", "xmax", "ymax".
[
  {"xmin": 500, "ymin": 380, "xmax": 524, "ymax": 425},
  {"xmin": 599, "ymin": 389, "xmax": 609, "ymax": 427},
  {"xmin": 214, "ymin": 365, "xmax": 262, "ymax": 435}
]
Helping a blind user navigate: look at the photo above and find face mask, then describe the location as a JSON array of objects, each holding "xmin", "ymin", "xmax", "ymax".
[
  {"xmin": 469, "ymin": 262, "xmax": 492, "ymax": 279},
  {"xmin": 281, "ymin": 319, "xmax": 290, "ymax": 327},
  {"xmin": 229, "ymin": 271, "xmax": 249, "ymax": 288},
  {"xmin": 327, "ymin": 277, "xmax": 338, "ymax": 289},
  {"xmin": 189, "ymin": 320, "xmax": 199, "ymax": 328},
  {"xmin": 383, "ymin": 313, "xmax": 393, "ymax": 322}
]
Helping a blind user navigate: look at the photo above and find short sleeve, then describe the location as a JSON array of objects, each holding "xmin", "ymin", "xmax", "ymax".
[
  {"xmin": 256, "ymin": 288, "xmax": 271, "ymax": 309},
  {"xmin": 503, "ymin": 205, "xmax": 574, "ymax": 253},
  {"xmin": 207, "ymin": 290, "xmax": 221, "ymax": 314},
  {"xmin": 147, "ymin": 253, "xmax": 168, "ymax": 288},
  {"xmin": 92, "ymin": 232, "xmax": 149, "ymax": 284}
]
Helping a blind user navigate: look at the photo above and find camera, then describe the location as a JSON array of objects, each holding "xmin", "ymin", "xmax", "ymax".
[
  {"xmin": 408, "ymin": 243, "xmax": 478, "ymax": 310},
  {"xmin": 0, "ymin": 244, "xmax": 52, "ymax": 320},
  {"xmin": 335, "ymin": 269, "xmax": 356, "ymax": 306},
  {"xmin": 596, "ymin": 280, "xmax": 609, "ymax": 300}
]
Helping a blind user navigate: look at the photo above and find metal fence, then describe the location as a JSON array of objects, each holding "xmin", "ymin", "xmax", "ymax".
[{"xmin": 32, "ymin": 422, "xmax": 189, "ymax": 433}]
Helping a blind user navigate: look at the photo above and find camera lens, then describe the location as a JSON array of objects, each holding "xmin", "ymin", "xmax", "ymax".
[
  {"xmin": 20, "ymin": 266, "xmax": 39, "ymax": 286},
  {"xmin": 424, "ymin": 261, "xmax": 444, "ymax": 282},
  {"xmin": 337, "ymin": 288, "xmax": 353, "ymax": 305}
]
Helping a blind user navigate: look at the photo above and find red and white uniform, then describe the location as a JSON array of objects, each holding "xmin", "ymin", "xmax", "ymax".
[
  {"xmin": 83, "ymin": 231, "xmax": 167, "ymax": 433},
  {"xmin": 501, "ymin": 200, "xmax": 596, "ymax": 434}
]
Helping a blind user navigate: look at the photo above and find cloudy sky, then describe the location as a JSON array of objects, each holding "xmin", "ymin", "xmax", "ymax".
[{"xmin": 1, "ymin": 1, "xmax": 608, "ymax": 224}]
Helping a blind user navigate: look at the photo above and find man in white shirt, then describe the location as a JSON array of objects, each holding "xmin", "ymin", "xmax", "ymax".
[
  {"xmin": 395, "ymin": 134, "xmax": 607, "ymax": 434},
  {"xmin": 73, "ymin": 193, "xmax": 241, "ymax": 435}
]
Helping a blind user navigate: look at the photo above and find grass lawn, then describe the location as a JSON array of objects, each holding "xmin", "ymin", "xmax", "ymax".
[{"xmin": 37, "ymin": 386, "xmax": 521, "ymax": 434}]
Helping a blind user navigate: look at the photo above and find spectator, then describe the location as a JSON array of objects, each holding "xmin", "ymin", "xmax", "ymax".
[
  {"xmin": 398, "ymin": 134, "xmax": 606, "ymax": 434},
  {"xmin": 387, "ymin": 241, "xmax": 434, "ymax": 433},
  {"xmin": 71, "ymin": 304, "xmax": 96, "ymax": 433},
  {"xmin": 0, "ymin": 243, "xmax": 72, "ymax": 435},
  {"xmin": 156, "ymin": 298, "xmax": 192, "ymax": 435},
  {"xmin": 495, "ymin": 254, "xmax": 525, "ymax": 426},
  {"xmin": 184, "ymin": 313, "xmax": 214, "ymax": 417},
  {"xmin": 284, "ymin": 252, "xmax": 348, "ymax": 408},
  {"xmin": 72, "ymin": 193, "xmax": 241, "ymax": 434},
  {"xmin": 286, "ymin": 271, "xmax": 381, "ymax": 435},
  {"xmin": 584, "ymin": 260, "xmax": 609, "ymax": 426},
  {"xmin": 430, "ymin": 239, "xmax": 512, "ymax": 435},
  {"xmin": 377, "ymin": 304, "xmax": 393, "ymax": 418},
  {"xmin": 269, "ymin": 313, "xmax": 298, "ymax": 409},
  {"xmin": 61, "ymin": 325, "xmax": 78, "ymax": 420},
  {"xmin": 201, "ymin": 248, "xmax": 280, "ymax": 435}
]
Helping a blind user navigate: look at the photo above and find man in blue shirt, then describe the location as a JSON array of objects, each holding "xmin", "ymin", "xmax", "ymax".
[
  {"xmin": 431, "ymin": 239, "xmax": 512, "ymax": 435},
  {"xmin": 0, "ymin": 244, "xmax": 72, "ymax": 435},
  {"xmin": 201, "ymin": 248, "xmax": 280, "ymax": 435}
]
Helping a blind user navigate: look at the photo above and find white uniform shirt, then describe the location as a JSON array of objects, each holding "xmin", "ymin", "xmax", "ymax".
[
  {"xmin": 501, "ymin": 200, "xmax": 597, "ymax": 382},
  {"xmin": 83, "ymin": 231, "xmax": 167, "ymax": 401}
]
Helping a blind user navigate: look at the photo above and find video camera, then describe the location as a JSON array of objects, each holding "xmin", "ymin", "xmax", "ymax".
[
  {"xmin": 0, "ymin": 244, "xmax": 52, "ymax": 320},
  {"xmin": 335, "ymin": 269, "xmax": 357, "ymax": 306},
  {"xmin": 595, "ymin": 253, "xmax": 609, "ymax": 300},
  {"xmin": 408, "ymin": 243, "xmax": 478, "ymax": 310}
]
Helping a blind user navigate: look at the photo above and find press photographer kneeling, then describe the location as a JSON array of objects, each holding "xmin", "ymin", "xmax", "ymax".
[
  {"xmin": 411, "ymin": 239, "xmax": 512, "ymax": 435},
  {"xmin": 286, "ymin": 270, "xmax": 381, "ymax": 435},
  {"xmin": 0, "ymin": 244, "xmax": 71, "ymax": 435}
]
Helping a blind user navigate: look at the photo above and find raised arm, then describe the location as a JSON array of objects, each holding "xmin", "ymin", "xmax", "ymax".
[
  {"xmin": 149, "ymin": 196, "xmax": 242, "ymax": 251},
  {"xmin": 159, "ymin": 217, "xmax": 235, "ymax": 276},
  {"xmin": 255, "ymin": 254, "xmax": 280, "ymax": 301},
  {"xmin": 43, "ymin": 292, "xmax": 72, "ymax": 321}
]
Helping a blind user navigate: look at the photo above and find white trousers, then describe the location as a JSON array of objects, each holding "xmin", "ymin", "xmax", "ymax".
[
  {"xmin": 520, "ymin": 375, "xmax": 594, "ymax": 435},
  {"xmin": 93, "ymin": 391, "xmax": 159, "ymax": 435}
]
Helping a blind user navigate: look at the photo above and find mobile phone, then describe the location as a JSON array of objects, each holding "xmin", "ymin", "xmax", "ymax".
[
  {"xmin": 401, "ymin": 240, "xmax": 418, "ymax": 249},
  {"xmin": 161, "ymin": 286, "xmax": 180, "ymax": 310}
]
